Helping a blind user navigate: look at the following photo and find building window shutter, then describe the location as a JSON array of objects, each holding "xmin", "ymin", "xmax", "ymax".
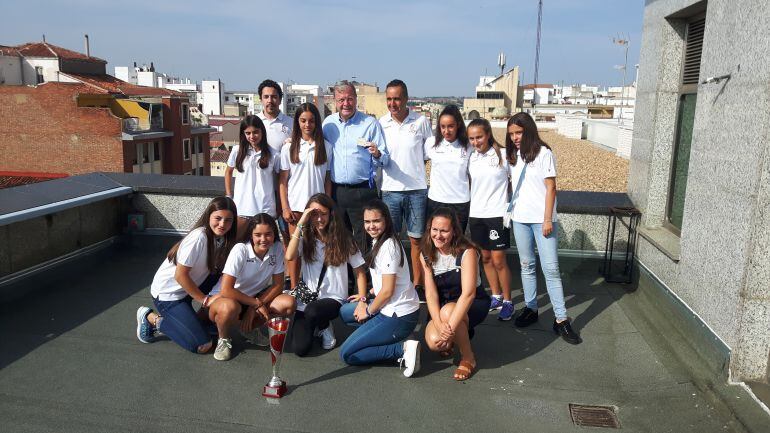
[{"xmin": 682, "ymin": 17, "xmax": 705, "ymax": 85}]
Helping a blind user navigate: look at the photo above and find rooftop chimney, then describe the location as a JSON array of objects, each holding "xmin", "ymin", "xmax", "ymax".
[
  {"xmin": 42, "ymin": 34, "xmax": 46, "ymax": 43},
  {"xmin": 84, "ymin": 34, "xmax": 90, "ymax": 58}
]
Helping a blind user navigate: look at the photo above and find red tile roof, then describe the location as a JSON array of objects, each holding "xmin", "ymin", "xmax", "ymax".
[
  {"xmin": 210, "ymin": 149, "xmax": 231, "ymax": 163},
  {"xmin": 0, "ymin": 171, "xmax": 67, "ymax": 189},
  {"xmin": 63, "ymin": 73, "xmax": 187, "ymax": 97},
  {"xmin": 0, "ymin": 45, "xmax": 20, "ymax": 57},
  {"xmin": 15, "ymin": 42, "xmax": 106, "ymax": 63}
]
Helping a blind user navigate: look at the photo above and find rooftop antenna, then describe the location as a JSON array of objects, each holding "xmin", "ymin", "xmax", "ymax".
[
  {"xmin": 498, "ymin": 51, "xmax": 506, "ymax": 76},
  {"xmin": 42, "ymin": 34, "xmax": 46, "ymax": 43},
  {"xmin": 534, "ymin": 0, "xmax": 543, "ymax": 87}
]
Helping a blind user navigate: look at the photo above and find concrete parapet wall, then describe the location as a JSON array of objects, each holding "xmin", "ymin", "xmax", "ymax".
[
  {"xmin": 555, "ymin": 114, "xmax": 584, "ymax": 139},
  {"xmin": 0, "ymin": 198, "xmax": 122, "ymax": 279}
]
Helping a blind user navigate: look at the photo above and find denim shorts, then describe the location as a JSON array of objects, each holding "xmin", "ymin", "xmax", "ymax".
[{"xmin": 381, "ymin": 189, "xmax": 428, "ymax": 238}]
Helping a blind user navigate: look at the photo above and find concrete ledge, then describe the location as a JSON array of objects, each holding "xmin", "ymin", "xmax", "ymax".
[{"xmin": 638, "ymin": 225, "xmax": 681, "ymax": 261}]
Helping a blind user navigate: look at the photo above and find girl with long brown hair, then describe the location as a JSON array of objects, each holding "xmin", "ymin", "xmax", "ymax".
[
  {"xmin": 339, "ymin": 199, "xmax": 421, "ymax": 378},
  {"xmin": 136, "ymin": 197, "xmax": 238, "ymax": 355},
  {"xmin": 466, "ymin": 118, "xmax": 515, "ymax": 321},
  {"xmin": 279, "ymin": 103, "xmax": 332, "ymax": 289},
  {"xmin": 224, "ymin": 115, "xmax": 278, "ymax": 240},
  {"xmin": 284, "ymin": 193, "xmax": 367, "ymax": 356}
]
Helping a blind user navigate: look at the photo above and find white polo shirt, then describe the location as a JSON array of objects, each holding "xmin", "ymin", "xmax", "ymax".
[
  {"xmin": 227, "ymin": 145, "xmax": 279, "ymax": 217},
  {"xmin": 423, "ymin": 136, "xmax": 471, "ymax": 203},
  {"xmin": 296, "ymin": 240, "xmax": 365, "ymax": 312},
  {"xmin": 280, "ymin": 139, "xmax": 332, "ymax": 212},
  {"xmin": 378, "ymin": 109, "xmax": 432, "ymax": 191},
  {"xmin": 150, "ymin": 227, "xmax": 210, "ymax": 301},
  {"xmin": 258, "ymin": 111, "xmax": 293, "ymax": 155},
  {"xmin": 370, "ymin": 238, "xmax": 420, "ymax": 317},
  {"xmin": 468, "ymin": 146, "xmax": 510, "ymax": 218},
  {"xmin": 509, "ymin": 147, "xmax": 558, "ymax": 223},
  {"xmin": 209, "ymin": 242, "xmax": 285, "ymax": 297}
]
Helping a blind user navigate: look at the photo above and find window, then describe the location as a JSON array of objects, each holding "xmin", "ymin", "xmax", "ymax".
[
  {"xmin": 181, "ymin": 103, "xmax": 189, "ymax": 124},
  {"xmin": 35, "ymin": 66, "xmax": 44, "ymax": 84},
  {"xmin": 183, "ymin": 138, "xmax": 191, "ymax": 160},
  {"xmin": 665, "ymin": 14, "xmax": 705, "ymax": 234},
  {"xmin": 196, "ymin": 136, "xmax": 204, "ymax": 153},
  {"xmin": 142, "ymin": 142, "xmax": 150, "ymax": 163},
  {"xmin": 153, "ymin": 141, "xmax": 161, "ymax": 161}
]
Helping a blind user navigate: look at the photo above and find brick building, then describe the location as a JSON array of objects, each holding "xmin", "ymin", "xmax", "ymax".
[{"xmin": 0, "ymin": 41, "xmax": 214, "ymax": 177}]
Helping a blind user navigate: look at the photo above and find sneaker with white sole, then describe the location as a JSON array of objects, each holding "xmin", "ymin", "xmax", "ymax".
[
  {"xmin": 498, "ymin": 301, "xmax": 514, "ymax": 321},
  {"xmin": 319, "ymin": 325, "xmax": 336, "ymax": 350},
  {"xmin": 136, "ymin": 306, "xmax": 156, "ymax": 343},
  {"xmin": 213, "ymin": 338, "xmax": 232, "ymax": 361},
  {"xmin": 489, "ymin": 295, "xmax": 503, "ymax": 311},
  {"xmin": 399, "ymin": 339, "xmax": 421, "ymax": 378}
]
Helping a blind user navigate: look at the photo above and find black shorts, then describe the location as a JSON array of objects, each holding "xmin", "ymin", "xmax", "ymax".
[{"xmin": 469, "ymin": 217, "xmax": 510, "ymax": 250}]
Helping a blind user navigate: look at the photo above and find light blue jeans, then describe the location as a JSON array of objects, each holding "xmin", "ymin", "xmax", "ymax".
[
  {"xmin": 512, "ymin": 222, "xmax": 568, "ymax": 321},
  {"xmin": 338, "ymin": 302, "xmax": 419, "ymax": 365},
  {"xmin": 381, "ymin": 189, "xmax": 428, "ymax": 238}
]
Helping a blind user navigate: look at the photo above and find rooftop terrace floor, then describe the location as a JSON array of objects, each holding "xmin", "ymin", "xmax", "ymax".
[{"xmin": 0, "ymin": 236, "xmax": 741, "ymax": 432}]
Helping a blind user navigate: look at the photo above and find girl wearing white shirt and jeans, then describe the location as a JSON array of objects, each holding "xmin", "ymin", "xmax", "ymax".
[
  {"xmin": 280, "ymin": 103, "xmax": 332, "ymax": 289},
  {"xmin": 225, "ymin": 115, "xmax": 279, "ymax": 241},
  {"xmin": 339, "ymin": 199, "xmax": 421, "ymax": 378},
  {"xmin": 467, "ymin": 119, "xmax": 515, "ymax": 321},
  {"xmin": 506, "ymin": 113, "xmax": 581, "ymax": 345},
  {"xmin": 424, "ymin": 104, "xmax": 471, "ymax": 232},
  {"xmin": 136, "ymin": 197, "xmax": 238, "ymax": 355},
  {"xmin": 206, "ymin": 213, "xmax": 297, "ymax": 361},
  {"xmin": 285, "ymin": 193, "xmax": 368, "ymax": 356}
]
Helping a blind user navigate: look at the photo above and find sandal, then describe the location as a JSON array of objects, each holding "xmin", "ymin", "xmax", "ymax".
[{"xmin": 453, "ymin": 360, "xmax": 476, "ymax": 381}]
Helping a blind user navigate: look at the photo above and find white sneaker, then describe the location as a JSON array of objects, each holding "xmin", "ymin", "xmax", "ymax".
[
  {"xmin": 399, "ymin": 339, "xmax": 420, "ymax": 378},
  {"xmin": 213, "ymin": 338, "xmax": 232, "ymax": 361},
  {"xmin": 319, "ymin": 325, "xmax": 336, "ymax": 350}
]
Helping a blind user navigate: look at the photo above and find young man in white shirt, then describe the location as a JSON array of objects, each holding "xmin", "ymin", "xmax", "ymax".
[
  {"xmin": 256, "ymin": 79, "xmax": 293, "ymax": 154},
  {"xmin": 378, "ymin": 80, "xmax": 433, "ymax": 294}
]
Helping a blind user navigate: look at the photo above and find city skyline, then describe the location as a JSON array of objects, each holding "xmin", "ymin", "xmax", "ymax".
[{"xmin": 2, "ymin": 0, "xmax": 644, "ymax": 95}]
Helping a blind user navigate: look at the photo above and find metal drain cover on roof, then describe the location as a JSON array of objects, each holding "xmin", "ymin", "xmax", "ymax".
[{"xmin": 569, "ymin": 404, "xmax": 621, "ymax": 428}]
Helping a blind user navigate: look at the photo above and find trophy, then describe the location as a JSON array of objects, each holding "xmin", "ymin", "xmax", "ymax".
[{"xmin": 262, "ymin": 316, "xmax": 290, "ymax": 398}]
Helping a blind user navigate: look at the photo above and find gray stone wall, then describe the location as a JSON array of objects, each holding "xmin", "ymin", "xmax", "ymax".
[{"xmin": 629, "ymin": 0, "xmax": 770, "ymax": 383}]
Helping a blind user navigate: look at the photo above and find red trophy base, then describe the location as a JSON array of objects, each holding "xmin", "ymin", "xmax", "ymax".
[{"xmin": 262, "ymin": 380, "xmax": 287, "ymax": 398}]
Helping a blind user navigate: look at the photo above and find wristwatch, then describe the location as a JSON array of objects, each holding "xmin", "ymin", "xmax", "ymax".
[{"xmin": 357, "ymin": 296, "xmax": 367, "ymax": 303}]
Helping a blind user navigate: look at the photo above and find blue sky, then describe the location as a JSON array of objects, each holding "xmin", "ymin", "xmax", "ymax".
[{"xmin": 2, "ymin": 0, "xmax": 644, "ymax": 96}]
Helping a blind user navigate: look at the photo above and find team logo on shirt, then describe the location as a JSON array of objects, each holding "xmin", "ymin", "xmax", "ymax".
[
  {"xmin": 281, "ymin": 125, "xmax": 288, "ymax": 134},
  {"xmin": 268, "ymin": 256, "xmax": 276, "ymax": 266},
  {"xmin": 489, "ymin": 230, "xmax": 500, "ymax": 241},
  {"xmin": 408, "ymin": 124, "xmax": 417, "ymax": 134}
]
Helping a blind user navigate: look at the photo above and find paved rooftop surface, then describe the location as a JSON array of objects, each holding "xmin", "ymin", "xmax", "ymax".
[{"xmin": 0, "ymin": 236, "xmax": 742, "ymax": 432}]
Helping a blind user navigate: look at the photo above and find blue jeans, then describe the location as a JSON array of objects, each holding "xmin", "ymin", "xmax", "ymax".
[
  {"xmin": 512, "ymin": 222, "xmax": 568, "ymax": 321},
  {"xmin": 153, "ymin": 297, "xmax": 210, "ymax": 353},
  {"xmin": 339, "ymin": 302, "xmax": 419, "ymax": 365},
  {"xmin": 381, "ymin": 189, "xmax": 428, "ymax": 238}
]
